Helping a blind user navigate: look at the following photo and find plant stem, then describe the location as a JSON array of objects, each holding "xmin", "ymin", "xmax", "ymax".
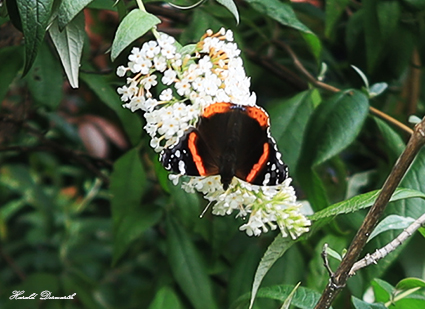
[
  {"xmin": 314, "ymin": 117, "xmax": 425, "ymax": 309},
  {"xmin": 136, "ymin": 0, "xmax": 146, "ymax": 11}
]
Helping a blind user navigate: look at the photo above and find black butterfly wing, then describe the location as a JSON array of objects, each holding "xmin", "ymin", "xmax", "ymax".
[{"xmin": 160, "ymin": 128, "xmax": 219, "ymax": 177}]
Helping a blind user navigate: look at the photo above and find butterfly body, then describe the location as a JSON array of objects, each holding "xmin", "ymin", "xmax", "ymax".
[{"xmin": 160, "ymin": 102, "xmax": 288, "ymax": 189}]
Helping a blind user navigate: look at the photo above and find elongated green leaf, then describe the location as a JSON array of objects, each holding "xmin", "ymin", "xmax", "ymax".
[
  {"xmin": 49, "ymin": 11, "xmax": 85, "ymax": 88},
  {"xmin": 401, "ymin": 0, "xmax": 425, "ymax": 10},
  {"xmin": 166, "ymin": 216, "xmax": 218, "ymax": 309},
  {"xmin": 352, "ymin": 296, "xmax": 387, "ymax": 309},
  {"xmin": 236, "ymin": 285, "xmax": 321, "ymax": 309},
  {"xmin": 26, "ymin": 42, "xmax": 63, "ymax": 109},
  {"xmin": 280, "ymin": 282, "xmax": 301, "ymax": 309},
  {"xmin": 368, "ymin": 215, "xmax": 415, "ymax": 242},
  {"xmin": 148, "ymin": 286, "xmax": 182, "ymax": 309},
  {"xmin": 111, "ymin": 9, "xmax": 161, "ymax": 61},
  {"xmin": 372, "ymin": 278, "xmax": 394, "ymax": 302},
  {"xmin": 245, "ymin": 0, "xmax": 321, "ymax": 60},
  {"xmin": 310, "ymin": 188, "xmax": 425, "ymax": 221},
  {"xmin": 309, "ymin": 90, "xmax": 369, "ymax": 166},
  {"xmin": 296, "ymin": 90, "xmax": 368, "ymax": 210},
  {"xmin": 58, "ymin": 0, "xmax": 94, "ymax": 29},
  {"xmin": 228, "ymin": 245, "xmax": 263, "ymax": 305},
  {"xmin": 80, "ymin": 70, "xmax": 142, "ymax": 146},
  {"xmin": 325, "ymin": 0, "xmax": 350, "ymax": 37},
  {"xmin": 269, "ymin": 89, "xmax": 316, "ymax": 171},
  {"xmin": 249, "ymin": 236, "xmax": 295, "ymax": 309},
  {"xmin": 377, "ymin": 0, "xmax": 400, "ymax": 44},
  {"xmin": 17, "ymin": 0, "xmax": 54, "ymax": 75},
  {"xmin": 216, "ymin": 0, "xmax": 239, "ymax": 23},
  {"xmin": 0, "ymin": 46, "xmax": 23, "ymax": 102},
  {"xmin": 396, "ymin": 278, "xmax": 425, "ymax": 291},
  {"xmin": 296, "ymin": 168, "xmax": 329, "ymax": 211},
  {"xmin": 110, "ymin": 148, "xmax": 156, "ymax": 265},
  {"xmin": 374, "ymin": 117, "xmax": 405, "ymax": 164}
]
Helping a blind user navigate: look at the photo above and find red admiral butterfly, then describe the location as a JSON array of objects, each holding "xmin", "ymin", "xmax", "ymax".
[{"xmin": 160, "ymin": 102, "xmax": 288, "ymax": 190}]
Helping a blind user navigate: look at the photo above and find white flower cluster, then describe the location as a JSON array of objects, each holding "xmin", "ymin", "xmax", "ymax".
[
  {"xmin": 117, "ymin": 28, "xmax": 256, "ymax": 152},
  {"xmin": 117, "ymin": 28, "xmax": 311, "ymax": 238},
  {"xmin": 173, "ymin": 175, "xmax": 310, "ymax": 238}
]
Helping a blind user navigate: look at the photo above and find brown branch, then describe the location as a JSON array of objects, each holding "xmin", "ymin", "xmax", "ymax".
[
  {"xmin": 314, "ymin": 117, "xmax": 425, "ymax": 309},
  {"xmin": 269, "ymin": 39, "xmax": 424, "ymax": 308},
  {"xmin": 273, "ymin": 40, "xmax": 413, "ymax": 135},
  {"xmin": 0, "ymin": 117, "xmax": 111, "ymax": 184},
  {"xmin": 243, "ymin": 49, "xmax": 309, "ymax": 91},
  {"xmin": 0, "ymin": 246, "xmax": 26, "ymax": 281}
]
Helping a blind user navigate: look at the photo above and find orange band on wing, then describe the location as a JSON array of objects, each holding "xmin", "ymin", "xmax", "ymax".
[
  {"xmin": 246, "ymin": 143, "xmax": 269, "ymax": 183},
  {"xmin": 188, "ymin": 132, "xmax": 207, "ymax": 176},
  {"xmin": 245, "ymin": 106, "xmax": 269, "ymax": 128},
  {"xmin": 202, "ymin": 102, "xmax": 232, "ymax": 118}
]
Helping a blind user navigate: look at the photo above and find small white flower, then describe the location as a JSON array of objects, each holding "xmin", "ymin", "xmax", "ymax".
[
  {"xmin": 159, "ymin": 88, "xmax": 173, "ymax": 101},
  {"xmin": 145, "ymin": 98, "xmax": 158, "ymax": 111},
  {"xmin": 162, "ymin": 69, "xmax": 177, "ymax": 85},
  {"xmin": 129, "ymin": 96, "xmax": 146, "ymax": 112},
  {"xmin": 161, "ymin": 44, "xmax": 177, "ymax": 59},
  {"xmin": 198, "ymin": 56, "xmax": 213, "ymax": 71},
  {"xmin": 154, "ymin": 55, "xmax": 167, "ymax": 72},
  {"xmin": 116, "ymin": 65, "xmax": 127, "ymax": 77},
  {"xmin": 142, "ymin": 75, "xmax": 157, "ymax": 90},
  {"xmin": 142, "ymin": 41, "xmax": 160, "ymax": 58},
  {"xmin": 175, "ymin": 79, "xmax": 191, "ymax": 96}
]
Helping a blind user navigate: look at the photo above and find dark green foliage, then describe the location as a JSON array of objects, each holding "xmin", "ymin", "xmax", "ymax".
[{"xmin": 1, "ymin": 1, "xmax": 425, "ymax": 308}]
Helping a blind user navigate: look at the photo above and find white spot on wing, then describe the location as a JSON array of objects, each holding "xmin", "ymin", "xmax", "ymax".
[{"xmin": 178, "ymin": 160, "xmax": 186, "ymax": 174}]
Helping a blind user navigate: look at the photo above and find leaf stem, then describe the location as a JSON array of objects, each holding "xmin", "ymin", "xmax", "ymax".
[{"xmin": 136, "ymin": 0, "xmax": 146, "ymax": 11}]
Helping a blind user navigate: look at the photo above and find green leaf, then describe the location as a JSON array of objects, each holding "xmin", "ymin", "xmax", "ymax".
[
  {"xmin": 307, "ymin": 90, "xmax": 369, "ymax": 166},
  {"xmin": 374, "ymin": 117, "xmax": 405, "ymax": 164},
  {"xmin": 352, "ymin": 296, "xmax": 387, "ymax": 309},
  {"xmin": 148, "ymin": 286, "xmax": 182, "ymax": 309},
  {"xmin": 110, "ymin": 148, "xmax": 158, "ymax": 265},
  {"xmin": 26, "ymin": 42, "xmax": 63, "ymax": 109},
  {"xmin": 280, "ymin": 282, "xmax": 300, "ymax": 309},
  {"xmin": 368, "ymin": 215, "xmax": 415, "ymax": 243},
  {"xmin": 166, "ymin": 216, "xmax": 218, "ymax": 309},
  {"xmin": 394, "ymin": 298, "xmax": 425, "ymax": 309},
  {"xmin": 228, "ymin": 244, "xmax": 263, "ymax": 305},
  {"xmin": 396, "ymin": 278, "xmax": 425, "ymax": 291},
  {"xmin": 310, "ymin": 188, "xmax": 425, "ymax": 221},
  {"xmin": 296, "ymin": 90, "xmax": 368, "ymax": 210},
  {"xmin": 111, "ymin": 9, "xmax": 161, "ymax": 61},
  {"xmin": 377, "ymin": 0, "xmax": 400, "ymax": 43},
  {"xmin": 216, "ymin": 0, "xmax": 239, "ymax": 23},
  {"xmin": 401, "ymin": 0, "xmax": 425, "ymax": 11},
  {"xmin": 372, "ymin": 278, "xmax": 394, "ymax": 303},
  {"xmin": 296, "ymin": 168, "xmax": 329, "ymax": 211},
  {"xmin": 49, "ymin": 11, "xmax": 85, "ymax": 88},
  {"xmin": 168, "ymin": 179, "xmax": 200, "ymax": 228},
  {"xmin": 249, "ymin": 236, "xmax": 295, "ymax": 309},
  {"xmin": 235, "ymin": 284, "xmax": 321, "ymax": 309},
  {"xmin": 325, "ymin": 246, "xmax": 342, "ymax": 261},
  {"xmin": 62, "ymin": 270, "xmax": 99, "ymax": 309},
  {"xmin": 80, "ymin": 70, "xmax": 142, "ymax": 146},
  {"xmin": 0, "ymin": 46, "xmax": 23, "ymax": 102},
  {"xmin": 269, "ymin": 89, "xmax": 316, "ymax": 171},
  {"xmin": 245, "ymin": 0, "xmax": 321, "ymax": 60},
  {"xmin": 325, "ymin": 0, "xmax": 350, "ymax": 38},
  {"xmin": 16, "ymin": 0, "xmax": 54, "ymax": 75},
  {"xmin": 57, "ymin": 0, "xmax": 94, "ymax": 29},
  {"xmin": 11, "ymin": 272, "xmax": 60, "ymax": 296}
]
